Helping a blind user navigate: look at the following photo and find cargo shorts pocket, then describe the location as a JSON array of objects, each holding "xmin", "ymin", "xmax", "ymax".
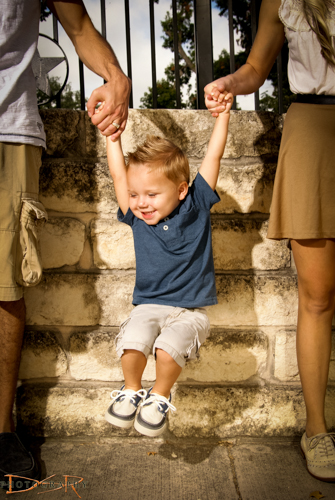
[{"xmin": 15, "ymin": 198, "xmax": 48, "ymax": 287}]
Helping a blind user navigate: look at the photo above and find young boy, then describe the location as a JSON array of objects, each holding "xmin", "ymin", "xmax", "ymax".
[{"xmin": 104, "ymin": 90, "xmax": 233, "ymax": 437}]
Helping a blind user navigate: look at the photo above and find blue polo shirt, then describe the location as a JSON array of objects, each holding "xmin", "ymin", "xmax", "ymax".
[{"xmin": 117, "ymin": 173, "xmax": 220, "ymax": 308}]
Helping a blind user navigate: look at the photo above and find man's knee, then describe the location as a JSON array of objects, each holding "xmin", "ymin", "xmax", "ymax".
[{"xmin": 0, "ymin": 298, "xmax": 25, "ymax": 322}]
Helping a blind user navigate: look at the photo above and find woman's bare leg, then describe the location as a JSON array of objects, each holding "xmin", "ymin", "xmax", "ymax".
[{"xmin": 291, "ymin": 239, "xmax": 335, "ymax": 437}]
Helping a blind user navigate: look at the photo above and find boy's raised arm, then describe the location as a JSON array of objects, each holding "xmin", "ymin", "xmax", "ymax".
[
  {"xmin": 106, "ymin": 138, "xmax": 129, "ymax": 216},
  {"xmin": 199, "ymin": 93, "xmax": 233, "ymax": 191}
]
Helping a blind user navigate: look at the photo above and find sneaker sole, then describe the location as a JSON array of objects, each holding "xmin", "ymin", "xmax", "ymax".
[
  {"xmin": 134, "ymin": 417, "xmax": 167, "ymax": 437},
  {"xmin": 300, "ymin": 446, "xmax": 335, "ymax": 482},
  {"xmin": 105, "ymin": 410, "xmax": 135, "ymax": 429}
]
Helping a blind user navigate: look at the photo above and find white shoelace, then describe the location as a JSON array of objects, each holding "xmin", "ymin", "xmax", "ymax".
[
  {"xmin": 141, "ymin": 393, "xmax": 176, "ymax": 414},
  {"xmin": 310, "ymin": 433, "xmax": 335, "ymax": 458},
  {"xmin": 110, "ymin": 388, "xmax": 147, "ymax": 404}
]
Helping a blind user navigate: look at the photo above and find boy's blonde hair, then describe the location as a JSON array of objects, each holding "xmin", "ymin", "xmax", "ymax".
[{"xmin": 126, "ymin": 135, "xmax": 190, "ymax": 184}]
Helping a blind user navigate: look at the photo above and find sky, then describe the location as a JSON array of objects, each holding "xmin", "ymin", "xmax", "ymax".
[{"xmin": 39, "ymin": 0, "xmax": 273, "ymax": 110}]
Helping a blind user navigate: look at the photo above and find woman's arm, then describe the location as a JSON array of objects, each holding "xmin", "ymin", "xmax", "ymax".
[{"xmin": 205, "ymin": 0, "xmax": 285, "ymax": 115}]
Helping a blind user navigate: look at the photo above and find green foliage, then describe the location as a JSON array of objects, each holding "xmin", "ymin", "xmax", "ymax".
[
  {"xmin": 38, "ymin": 76, "xmax": 84, "ymax": 109},
  {"xmin": 140, "ymin": 0, "xmax": 293, "ymax": 112}
]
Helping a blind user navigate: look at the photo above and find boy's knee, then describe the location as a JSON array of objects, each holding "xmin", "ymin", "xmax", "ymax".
[{"xmin": 155, "ymin": 348, "xmax": 175, "ymax": 363}]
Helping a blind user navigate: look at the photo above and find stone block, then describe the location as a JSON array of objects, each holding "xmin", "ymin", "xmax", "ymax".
[
  {"xmin": 274, "ymin": 330, "xmax": 335, "ymax": 382},
  {"xmin": 212, "ymin": 219, "xmax": 290, "ymax": 270},
  {"xmin": 40, "ymin": 110, "xmax": 84, "ymax": 158},
  {"xmin": 16, "ymin": 384, "xmax": 335, "ymax": 438},
  {"xmin": 180, "ymin": 329, "xmax": 268, "ymax": 382},
  {"xmin": 19, "ymin": 330, "xmax": 67, "ymax": 379},
  {"xmin": 25, "ymin": 273, "xmax": 297, "ymax": 329},
  {"xmin": 38, "ymin": 218, "xmax": 86, "ymax": 269},
  {"xmin": 213, "ymin": 161, "xmax": 277, "ymax": 214},
  {"xmin": 69, "ymin": 329, "xmax": 156, "ymax": 382},
  {"xmin": 170, "ymin": 386, "xmax": 335, "ymax": 439},
  {"xmin": 209, "ymin": 274, "xmax": 298, "ymax": 327},
  {"xmin": 91, "ymin": 219, "xmax": 135, "ymax": 270},
  {"xmin": 25, "ymin": 274, "xmax": 135, "ymax": 327},
  {"xmin": 39, "ymin": 161, "xmax": 117, "ymax": 214},
  {"xmin": 120, "ymin": 110, "xmax": 281, "ymax": 160},
  {"xmin": 39, "ymin": 160, "xmax": 275, "ymax": 216}
]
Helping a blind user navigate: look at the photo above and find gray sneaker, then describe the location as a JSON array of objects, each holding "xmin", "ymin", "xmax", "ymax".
[
  {"xmin": 105, "ymin": 386, "xmax": 147, "ymax": 429},
  {"xmin": 134, "ymin": 390, "xmax": 176, "ymax": 437},
  {"xmin": 301, "ymin": 432, "xmax": 335, "ymax": 482}
]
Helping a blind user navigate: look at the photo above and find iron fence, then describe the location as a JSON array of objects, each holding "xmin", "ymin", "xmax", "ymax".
[{"xmin": 43, "ymin": 0, "xmax": 285, "ymax": 113}]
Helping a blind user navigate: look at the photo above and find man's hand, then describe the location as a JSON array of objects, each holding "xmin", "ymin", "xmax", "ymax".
[
  {"xmin": 48, "ymin": 0, "xmax": 132, "ymax": 139},
  {"xmin": 87, "ymin": 73, "xmax": 131, "ymax": 140}
]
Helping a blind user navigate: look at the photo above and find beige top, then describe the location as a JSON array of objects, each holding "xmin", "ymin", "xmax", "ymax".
[{"xmin": 279, "ymin": 0, "xmax": 335, "ymax": 94}]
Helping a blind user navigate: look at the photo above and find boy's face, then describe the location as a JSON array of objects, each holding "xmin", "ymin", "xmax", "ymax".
[{"xmin": 127, "ymin": 163, "xmax": 188, "ymax": 225}]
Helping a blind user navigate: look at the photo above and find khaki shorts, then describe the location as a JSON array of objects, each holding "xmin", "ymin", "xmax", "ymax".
[
  {"xmin": 116, "ymin": 304, "xmax": 211, "ymax": 368},
  {"xmin": 0, "ymin": 143, "xmax": 47, "ymax": 301}
]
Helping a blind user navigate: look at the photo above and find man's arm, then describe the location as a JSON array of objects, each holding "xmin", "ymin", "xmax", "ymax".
[
  {"xmin": 106, "ymin": 138, "xmax": 129, "ymax": 216},
  {"xmin": 199, "ymin": 93, "xmax": 233, "ymax": 191},
  {"xmin": 47, "ymin": 0, "xmax": 131, "ymax": 138},
  {"xmin": 204, "ymin": 0, "xmax": 284, "ymax": 116}
]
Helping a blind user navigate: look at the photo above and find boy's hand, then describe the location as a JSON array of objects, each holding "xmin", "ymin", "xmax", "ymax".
[{"xmin": 205, "ymin": 86, "xmax": 234, "ymax": 115}]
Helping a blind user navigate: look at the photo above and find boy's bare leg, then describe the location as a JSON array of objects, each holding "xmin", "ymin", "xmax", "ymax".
[
  {"xmin": 151, "ymin": 348, "xmax": 182, "ymax": 399},
  {"xmin": 0, "ymin": 298, "xmax": 25, "ymax": 433},
  {"xmin": 291, "ymin": 239, "xmax": 335, "ymax": 438},
  {"xmin": 122, "ymin": 349, "xmax": 147, "ymax": 391}
]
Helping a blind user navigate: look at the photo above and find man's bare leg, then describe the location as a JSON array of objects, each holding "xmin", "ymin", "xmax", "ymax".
[{"xmin": 0, "ymin": 298, "xmax": 25, "ymax": 433}]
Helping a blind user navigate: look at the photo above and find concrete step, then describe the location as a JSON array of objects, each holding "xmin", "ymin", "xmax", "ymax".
[
  {"xmin": 15, "ymin": 383, "xmax": 335, "ymax": 439},
  {"xmin": 1, "ymin": 436, "xmax": 335, "ymax": 500}
]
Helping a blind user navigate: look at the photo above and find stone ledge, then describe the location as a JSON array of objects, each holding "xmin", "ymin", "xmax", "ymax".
[
  {"xmin": 16, "ymin": 384, "xmax": 335, "ymax": 438},
  {"xmin": 24, "ymin": 273, "xmax": 297, "ymax": 328},
  {"xmin": 212, "ymin": 219, "xmax": 290, "ymax": 270},
  {"xmin": 68, "ymin": 328, "xmax": 268, "ymax": 383},
  {"xmin": 39, "ymin": 159, "xmax": 277, "ymax": 215},
  {"xmin": 209, "ymin": 274, "xmax": 298, "ymax": 326}
]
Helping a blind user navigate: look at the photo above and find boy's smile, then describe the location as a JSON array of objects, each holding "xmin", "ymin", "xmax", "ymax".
[{"xmin": 127, "ymin": 164, "xmax": 188, "ymax": 225}]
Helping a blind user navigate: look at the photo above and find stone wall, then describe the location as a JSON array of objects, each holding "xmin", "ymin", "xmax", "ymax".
[{"xmin": 16, "ymin": 109, "xmax": 335, "ymax": 439}]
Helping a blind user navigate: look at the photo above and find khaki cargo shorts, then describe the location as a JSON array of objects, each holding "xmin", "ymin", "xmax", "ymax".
[
  {"xmin": 116, "ymin": 304, "xmax": 211, "ymax": 368},
  {"xmin": 0, "ymin": 143, "xmax": 47, "ymax": 301}
]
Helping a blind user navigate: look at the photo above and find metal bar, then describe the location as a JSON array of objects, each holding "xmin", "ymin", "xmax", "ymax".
[
  {"xmin": 79, "ymin": 59, "xmax": 85, "ymax": 111},
  {"xmin": 172, "ymin": 0, "xmax": 181, "ymax": 108},
  {"xmin": 149, "ymin": 0, "xmax": 157, "ymax": 108},
  {"xmin": 100, "ymin": 0, "xmax": 106, "ymax": 39},
  {"xmin": 228, "ymin": 0, "xmax": 236, "ymax": 110},
  {"xmin": 277, "ymin": 50, "xmax": 284, "ymax": 114},
  {"xmin": 52, "ymin": 14, "xmax": 59, "ymax": 43},
  {"xmin": 194, "ymin": 0, "xmax": 213, "ymax": 110},
  {"xmin": 124, "ymin": 0, "xmax": 133, "ymax": 108},
  {"xmin": 52, "ymin": 15, "xmax": 60, "ymax": 107},
  {"xmin": 250, "ymin": 0, "xmax": 259, "ymax": 109}
]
